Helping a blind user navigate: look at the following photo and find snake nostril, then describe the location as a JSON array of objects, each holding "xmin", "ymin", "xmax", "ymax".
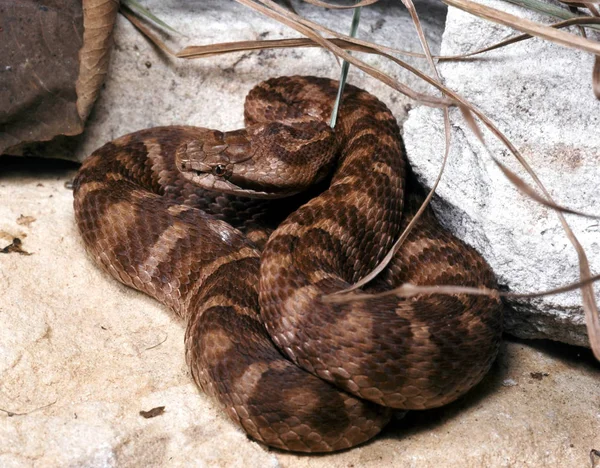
[{"xmin": 213, "ymin": 164, "xmax": 227, "ymax": 176}]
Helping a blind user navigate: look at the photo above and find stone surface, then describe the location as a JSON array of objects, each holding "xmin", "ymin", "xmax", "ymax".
[
  {"xmin": 71, "ymin": 0, "xmax": 447, "ymax": 162},
  {"xmin": 403, "ymin": 0, "xmax": 600, "ymax": 347},
  {"xmin": 1, "ymin": 159, "xmax": 598, "ymax": 466}
]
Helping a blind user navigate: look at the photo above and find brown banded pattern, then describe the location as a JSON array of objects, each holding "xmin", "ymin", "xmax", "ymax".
[{"xmin": 73, "ymin": 76, "xmax": 502, "ymax": 453}]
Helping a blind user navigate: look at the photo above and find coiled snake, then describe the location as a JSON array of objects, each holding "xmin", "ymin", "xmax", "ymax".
[{"xmin": 73, "ymin": 76, "xmax": 502, "ymax": 452}]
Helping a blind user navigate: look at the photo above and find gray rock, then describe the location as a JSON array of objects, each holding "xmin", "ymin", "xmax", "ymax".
[
  {"xmin": 74, "ymin": 0, "xmax": 447, "ymax": 162},
  {"xmin": 403, "ymin": 0, "xmax": 600, "ymax": 347}
]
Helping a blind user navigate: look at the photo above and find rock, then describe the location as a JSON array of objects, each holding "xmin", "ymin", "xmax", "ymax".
[
  {"xmin": 0, "ymin": 0, "xmax": 118, "ymax": 157},
  {"xmin": 71, "ymin": 0, "xmax": 447, "ymax": 162},
  {"xmin": 403, "ymin": 0, "xmax": 600, "ymax": 347}
]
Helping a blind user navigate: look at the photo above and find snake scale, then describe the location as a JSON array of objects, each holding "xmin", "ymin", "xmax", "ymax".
[{"xmin": 73, "ymin": 76, "xmax": 503, "ymax": 452}]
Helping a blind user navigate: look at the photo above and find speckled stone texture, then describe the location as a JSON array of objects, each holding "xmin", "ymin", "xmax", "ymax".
[{"xmin": 403, "ymin": 0, "xmax": 600, "ymax": 348}]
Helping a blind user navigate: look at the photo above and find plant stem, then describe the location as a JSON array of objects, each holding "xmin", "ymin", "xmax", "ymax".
[{"xmin": 330, "ymin": 4, "xmax": 362, "ymax": 128}]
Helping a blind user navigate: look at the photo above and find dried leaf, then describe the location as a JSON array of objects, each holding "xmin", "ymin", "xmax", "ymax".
[
  {"xmin": 324, "ymin": 272, "xmax": 600, "ymax": 303},
  {"xmin": 16, "ymin": 215, "xmax": 36, "ymax": 227},
  {"xmin": 77, "ymin": 0, "xmax": 120, "ymax": 121},
  {"xmin": 139, "ymin": 406, "xmax": 166, "ymax": 419},
  {"xmin": 0, "ymin": 238, "xmax": 31, "ymax": 256},
  {"xmin": 178, "ymin": 37, "xmax": 415, "ymax": 59}
]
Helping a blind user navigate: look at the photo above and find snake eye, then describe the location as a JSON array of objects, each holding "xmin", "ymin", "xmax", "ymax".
[{"xmin": 213, "ymin": 164, "xmax": 227, "ymax": 176}]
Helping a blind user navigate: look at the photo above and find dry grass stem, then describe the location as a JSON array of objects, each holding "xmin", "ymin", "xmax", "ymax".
[
  {"xmin": 323, "ymin": 273, "xmax": 600, "ymax": 303},
  {"xmin": 444, "ymin": 0, "xmax": 600, "ymax": 55},
  {"xmin": 176, "ymin": 17, "xmax": 600, "ymax": 62},
  {"xmin": 440, "ymin": 17, "xmax": 600, "ymax": 60},
  {"xmin": 303, "ymin": 0, "xmax": 380, "ymax": 7}
]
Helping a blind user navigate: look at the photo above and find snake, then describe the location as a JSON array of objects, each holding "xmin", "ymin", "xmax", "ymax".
[{"xmin": 73, "ymin": 76, "xmax": 503, "ymax": 453}]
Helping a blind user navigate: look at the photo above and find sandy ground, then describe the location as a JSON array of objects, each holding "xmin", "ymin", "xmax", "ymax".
[{"xmin": 1, "ymin": 156, "xmax": 599, "ymax": 467}]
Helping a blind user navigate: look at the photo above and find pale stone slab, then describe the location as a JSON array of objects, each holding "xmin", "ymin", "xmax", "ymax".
[
  {"xmin": 403, "ymin": 0, "xmax": 600, "ymax": 347},
  {"xmin": 1, "ymin": 161, "xmax": 598, "ymax": 466}
]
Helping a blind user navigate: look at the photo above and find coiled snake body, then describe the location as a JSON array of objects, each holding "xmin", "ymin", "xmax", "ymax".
[{"xmin": 73, "ymin": 76, "xmax": 502, "ymax": 452}]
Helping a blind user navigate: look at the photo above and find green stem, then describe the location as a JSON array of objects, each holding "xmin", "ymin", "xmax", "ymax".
[
  {"xmin": 504, "ymin": 0, "xmax": 600, "ymax": 32},
  {"xmin": 330, "ymin": 5, "xmax": 362, "ymax": 128},
  {"xmin": 122, "ymin": 0, "xmax": 181, "ymax": 35}
]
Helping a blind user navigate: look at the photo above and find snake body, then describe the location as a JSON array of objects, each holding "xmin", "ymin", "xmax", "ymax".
[{"xmin": 73, "ymin": 76, "xmax": 502, "ymax": 452}]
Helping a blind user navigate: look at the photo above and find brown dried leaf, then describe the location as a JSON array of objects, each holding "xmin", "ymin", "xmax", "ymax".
[
  {"xmin": 139, "ymin": 406, "xmax": 165, "ymax": 419},
  {"xmin": 16, "ymin": 215, "xmax": 36, "ymax": 227},
  {"xmin": 593, "ymin": 55, "xmax": 600, "ymax": 99},
  {"xmin": 76, "ymin": 0, "xmax": 120, "ymax": 121},
  {"xmin": 324, "ymin": 272, "xmax": 600, "ymax": 303},
  {"xmin": 178, "ymin": 37, "xmax": 418, "ymax": 59},
  {"xmin": 0, "ymin": 238, "xmax": 31, "ymax": 256}
]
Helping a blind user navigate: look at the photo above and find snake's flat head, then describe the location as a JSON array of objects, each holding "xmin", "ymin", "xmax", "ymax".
[
  {"xmin": 176, "ymin": 129, "xmax": 257, "ymax": 195},
  {"xmin": 177, "ymin": 122, "xmax": 337, "ymax": 199}
]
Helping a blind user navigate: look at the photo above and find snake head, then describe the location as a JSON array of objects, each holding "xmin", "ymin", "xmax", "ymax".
[
  {"xmin": 176, "ymin": 129, "xmax": 255, "ymax": 195},
  {"xmin": 176, "ymin": 122, "xmax": 337, "ymax": 199}
]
